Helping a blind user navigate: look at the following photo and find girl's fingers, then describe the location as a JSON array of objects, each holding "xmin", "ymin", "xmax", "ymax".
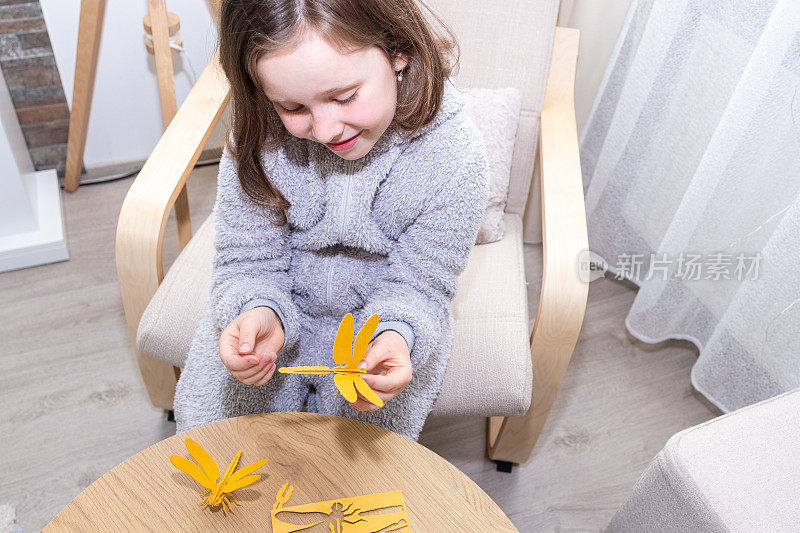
[
  {"xmin": 219, "ymin": 325, "xmax": 238, "ymax": 352},
  {"xmin": 237, "ymin": 316, "xmax": 261, "ymax": 355},
  {"xmin": 236, "ymin": 353, "xmax": 276, "ymax": 379},
  {"xmin": 220, "ymin": 329, "xmax": 239, "ymax": 356},
  {"xmin": 223, "ymin": 349, "xmax": 260, "ymax": 372},
  {"xmin": 362, "ymin": 366, "xmax": 411, "ymax": 393},
  {"xmin": 253, "ymin": 363, "xmax": 277, "ymax": 387},
  {"xmin": 241, "ymin": 360, "xmax": 275, "ymax": 385},
  {"xmin": 350, "ymin": 395, "xmax": 386, "ymax": 411},
  {"xmin": 350, "ymin": 364, "xmax": 412, "ymax": 410},
  {"xmin": 219, "ymin": 323, "xmax": 261, "ymax": 371},
  {"xmin": 351, "ymin": 387, "xmax": 392, "ymax": 411}
]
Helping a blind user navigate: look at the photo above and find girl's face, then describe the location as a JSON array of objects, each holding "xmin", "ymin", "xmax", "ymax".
[{"xmin": 255, "ymin": 31, "xmax": 407, "ymax": 160}]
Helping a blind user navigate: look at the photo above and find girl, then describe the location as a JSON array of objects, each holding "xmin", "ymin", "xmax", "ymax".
[{"xmin": 174, "ymin": 0, "xmax": 490, "ymax": 441}]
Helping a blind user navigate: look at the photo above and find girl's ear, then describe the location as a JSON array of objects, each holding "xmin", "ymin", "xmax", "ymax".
[{"xmin": 392, "ymin": 52, "xmax": 409, "ymax": 72}]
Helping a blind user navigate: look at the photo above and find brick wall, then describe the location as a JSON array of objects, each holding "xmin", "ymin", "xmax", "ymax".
[{"xmin": 0, "ymin": 0, "xmax": 68, "ymax": 176}]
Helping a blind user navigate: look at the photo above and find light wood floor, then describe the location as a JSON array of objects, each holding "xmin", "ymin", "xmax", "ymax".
[{"xmin": 0, "ymin": 164, "xmax": 717, "ymax": 532}]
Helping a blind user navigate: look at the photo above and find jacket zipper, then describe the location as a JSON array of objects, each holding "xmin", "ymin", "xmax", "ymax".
[
  {"xmin": 326, "ymin": 253, "xmax": 335, "ymax": 310},
  {"xmin": 327, "ymin": 160, "xmax": 354, "ymax": 310},
  {"xmin": 339, "ymin": 160, "xmax": 354, "ymax": 241}
]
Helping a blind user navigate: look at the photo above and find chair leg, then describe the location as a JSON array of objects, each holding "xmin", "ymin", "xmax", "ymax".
[
  {"xmin": 132, "ymin": 347, "xmax": 179, "ymax": 410},
  {"xmin": 487, "ymin": 395, "xmax": 557, "ymax": 465},
  {"xmin": 487, "ymin": 412, "xmax": 548, "ymax": 466},
  {"xmin": 494, "ymin": 460, "xmax": 513, "ymax": 473}
]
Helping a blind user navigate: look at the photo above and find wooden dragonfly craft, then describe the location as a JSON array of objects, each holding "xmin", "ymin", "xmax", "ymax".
[
  {"xmin": 279, "ymin": 313, "xmax": 384, "ymax": 408},
  {"xmin": 271, "ymin": 482, "xmax": 412, "ymax": 532},
  {"xmin": 169, "ymin": 438, "xmax": 269, "ymax": 515}
]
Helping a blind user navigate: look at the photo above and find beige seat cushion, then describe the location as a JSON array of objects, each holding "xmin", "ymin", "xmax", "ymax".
[
  {"xmin": 137, "ymin": 212, "xmax": 532, "ymax": 417},
  {"xmin": 440, "ymin": 213, "xmax": 531, "ymax": 417}
]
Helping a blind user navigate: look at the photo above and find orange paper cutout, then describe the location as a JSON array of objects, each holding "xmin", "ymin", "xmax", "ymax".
[
  {"xmin": 271, "ymin": 482, "xmax": 412, "ymax": 532},
  {"xmin": 279, "ymin": 313, "xmax": 384, "ymax": 407},
  {"xmin": 169, "ymin": 438, "xmax": 269, "ymax": 515}
]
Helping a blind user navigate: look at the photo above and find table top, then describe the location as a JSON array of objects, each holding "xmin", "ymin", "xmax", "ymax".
[{"xmin": 46, "ymin": 412, "xmax": 517, "ymax": 532}]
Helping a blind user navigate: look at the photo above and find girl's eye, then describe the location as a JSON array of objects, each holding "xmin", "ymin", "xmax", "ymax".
[
  {"xmin": 335, "ymin": 90, "xmax": 358, "ymax": 105},
  {"xmin": 283, "ymin": 90, "xmax": 358, "ymax": 114}
]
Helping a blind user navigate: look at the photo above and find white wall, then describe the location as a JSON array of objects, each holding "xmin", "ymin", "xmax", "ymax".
[
  {"xmin": 40, "ymin": 0, "xmax": 227, "ymax": 169},
  {"xmin": 523, "ymin": 0, "xmax": 634, "ymax": 245},
  {"xmin": 558, "ymin": 0, "xmax": 634, "ymax": 135}
]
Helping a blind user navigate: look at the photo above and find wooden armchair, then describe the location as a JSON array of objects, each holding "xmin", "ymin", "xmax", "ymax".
[{"xmin": 116, "ymin": 1, "xmax": 587, "ymax": 469}]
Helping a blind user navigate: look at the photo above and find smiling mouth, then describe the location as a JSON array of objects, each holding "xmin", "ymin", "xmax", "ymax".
[{"xmin": 325, "ymin": 131, "xmax": 362, "ymax": 150}]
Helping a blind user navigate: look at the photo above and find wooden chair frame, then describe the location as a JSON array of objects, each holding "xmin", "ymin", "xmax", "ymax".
[{"xmin": 116, "ymin": 27, "xmax": 588, "ymax": 466}]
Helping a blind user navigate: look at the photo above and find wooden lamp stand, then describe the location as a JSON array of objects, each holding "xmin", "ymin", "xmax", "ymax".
[{"xmin": 63, "ymin": 0, "xmax": 192, "ymax": 246}]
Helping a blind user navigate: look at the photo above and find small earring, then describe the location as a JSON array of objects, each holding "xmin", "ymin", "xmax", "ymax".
[{"xmin": 396, "ymin": 71, "xmax": 404, "ymax": 82}]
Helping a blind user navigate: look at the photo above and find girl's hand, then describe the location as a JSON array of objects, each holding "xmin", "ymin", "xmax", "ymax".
[
  {"xmin": 351, "ymin": 330, "xmax": 413, "ymax": 411},
  {"xmin": 219, "ymin": 307, "xmax": 285, "ymax": 386}
]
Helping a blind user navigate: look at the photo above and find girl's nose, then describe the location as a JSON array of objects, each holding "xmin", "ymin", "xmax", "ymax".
[{"xmin": 311, "ymin": 109, "xmax": 344, "ymax": 144}]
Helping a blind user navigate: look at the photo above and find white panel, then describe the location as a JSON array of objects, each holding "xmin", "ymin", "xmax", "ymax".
[
  {"xmin": 0, "ymin": 67, "xmax": 37, "ymax": 237},
  {"xmin": 40, "ymin": 0, "xmax": 227, "ymax": 168}
]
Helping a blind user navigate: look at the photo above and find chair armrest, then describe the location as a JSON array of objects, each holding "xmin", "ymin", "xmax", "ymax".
[
  {"xmin": 115, "ymin": 52, "xmax": 230, "ymax": 408},
  {"xmin": 488, "ymin": 27, "xmax": 589, "ymax": 463},
  {"xmin": 531, "ymin": 26, "xmax": 589, "ymax": 436}
]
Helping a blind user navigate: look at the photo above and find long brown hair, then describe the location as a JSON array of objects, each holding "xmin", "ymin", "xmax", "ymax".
[{"xmin": 218, "ymin": 0, "xmax": 459, "ymax": 224}]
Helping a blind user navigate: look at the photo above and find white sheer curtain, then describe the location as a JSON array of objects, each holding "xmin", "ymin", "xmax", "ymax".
[{"xmin": 580, "ymin": 0, "xmax": 800, "ymax": 412}]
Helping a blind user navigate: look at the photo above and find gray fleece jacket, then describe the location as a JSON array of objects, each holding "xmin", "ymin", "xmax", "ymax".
[{"xmin": 174, "ymin": 81, "xmax": 490, "ymax": 441}]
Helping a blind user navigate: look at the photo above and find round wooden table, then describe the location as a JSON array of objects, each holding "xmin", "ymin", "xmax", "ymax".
[{"xmin": 46, "ymin": 412, "xmax": 517, "ymax": 531}]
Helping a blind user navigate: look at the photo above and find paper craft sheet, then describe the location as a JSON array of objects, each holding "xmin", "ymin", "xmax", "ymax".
[{"xmin": 271, "ymin": 483, "xmax": 412, "ymax": 532}]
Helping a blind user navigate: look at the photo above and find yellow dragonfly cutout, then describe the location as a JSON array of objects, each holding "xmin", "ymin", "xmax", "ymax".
[
  {"xmin": 279, "ymin": 313, "xmax": 384, "ymax": 408},
  {"xmin": 169, "ymin": 438, "xmax": 269, "ymax": 515},
  {"xmin": 271, "ymin": 482, "xmax": 412, "ymax": 532}
]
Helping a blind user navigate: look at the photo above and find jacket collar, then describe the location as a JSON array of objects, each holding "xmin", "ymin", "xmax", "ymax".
[
  {"xmin": 371, "ymin": 80, "xmax": 466, "ymax": 157},
  {"xmin": 406, "ymin": 80, "xmax": 466, "ymax": 141}
]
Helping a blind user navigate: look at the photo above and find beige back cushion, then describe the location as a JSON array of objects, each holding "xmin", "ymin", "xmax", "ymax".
[{"xmin": 424, "ymin": 0, "xmax": 559, "ymax": 216}]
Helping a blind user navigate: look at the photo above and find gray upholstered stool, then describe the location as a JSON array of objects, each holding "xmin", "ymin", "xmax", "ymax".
[{"xmin": 609, "ymin": 388, "xmax": 800, "ymax": 532}]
